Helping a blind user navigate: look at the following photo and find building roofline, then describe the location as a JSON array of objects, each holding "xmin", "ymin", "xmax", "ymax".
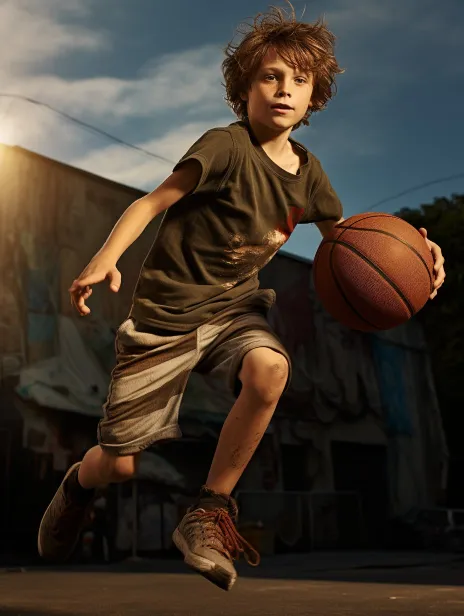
[
  {"xmin": 1, "ymin": 143, "xmax": 313, "ymax": 266},
  {"xmin": 278, "ymin": 249, "xmax": 314, "ymax": 266},
  {"xmin": 1, "ymin": 143, "xmax": 147, "ymax": 198}
]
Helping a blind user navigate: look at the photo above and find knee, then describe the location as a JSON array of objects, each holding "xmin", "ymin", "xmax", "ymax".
[
  {"xmin": 105, "ymin": 452, "xmax": 140, "ymax": 483},
  {"xmin": 239, "ymin": 348, "xmax": 289, "ymax": 404}
]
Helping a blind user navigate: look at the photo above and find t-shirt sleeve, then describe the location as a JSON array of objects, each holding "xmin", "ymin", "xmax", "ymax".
[
  {"xmin": 300, "ymin": 157, "xmax": 343, "ymax": 223},
  {"xmin": 172, "ymin": 128, "xmax": 234, "ymax": 192}
]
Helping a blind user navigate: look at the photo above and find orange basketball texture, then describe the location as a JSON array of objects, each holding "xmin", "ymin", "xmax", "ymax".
[{"xmin": 313, "ymin": 213, "xmax": 434, "ymax": 332}]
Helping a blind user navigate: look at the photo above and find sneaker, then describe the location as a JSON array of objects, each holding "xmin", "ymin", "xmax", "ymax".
[
  {"xmin": 38, "ymin": 462, "xmax": 95, "ymax": 562},
  {"xmin": 172, "ymin": 486, "xmax": 260, "ymax": 591}
]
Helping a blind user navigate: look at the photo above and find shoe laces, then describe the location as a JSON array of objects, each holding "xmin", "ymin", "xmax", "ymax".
[{"xmin": 192, "ymin": 507, "xmax": 260, "ymax": 566}]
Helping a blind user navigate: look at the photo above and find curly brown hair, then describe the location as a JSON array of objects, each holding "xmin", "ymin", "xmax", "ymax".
[{"xmin": 222, "ymin": 2, "xmax": 344, "ymax": 130}]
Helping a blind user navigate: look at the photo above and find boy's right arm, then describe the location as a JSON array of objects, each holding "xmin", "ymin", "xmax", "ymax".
[{"xmin": 70, "ymin": 159, "xmax": 201, "ymax": 316}]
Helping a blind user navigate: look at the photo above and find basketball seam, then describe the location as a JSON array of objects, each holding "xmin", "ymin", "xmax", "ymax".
[
  {"xmin": 334, "ymin": 225, "xmax": 433, "ymax": 292},
  {"xmin": 338, "ymin": 213, "xmax": 394, "ymax": 231},
  {"xmin": 328, "ymin": 241, "xmax": 382, "ymax": 331},
  {"xmin": 326, "ymin": 239, "xmax": 415, "ymax": 318}
]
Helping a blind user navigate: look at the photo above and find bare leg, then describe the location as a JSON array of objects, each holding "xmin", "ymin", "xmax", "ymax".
[
  {"xmin": 172, "ymin": 349, "xmax": 285, "ymax": 590},
  {"xmin": 77, "ymin": 445, "xmax": 140, "ymax": 489},
  {"xmin": 205, "ymin": 348, "xmax": 288, "ymax": 496}
]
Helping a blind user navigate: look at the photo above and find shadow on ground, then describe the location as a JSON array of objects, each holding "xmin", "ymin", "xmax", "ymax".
[{"xmin": 3, "ymin": 554, "xmax": 464, "ymax": 587}]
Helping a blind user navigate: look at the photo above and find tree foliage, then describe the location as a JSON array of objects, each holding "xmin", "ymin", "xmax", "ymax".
[{"xmin": 396, "ymin": 194, "xmax": 464, "ymax": 454}]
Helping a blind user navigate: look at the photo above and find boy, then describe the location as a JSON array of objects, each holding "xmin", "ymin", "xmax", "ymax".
[{"xmin": 37, "ymin": 3, "xmax": 445, "ymax": 591}]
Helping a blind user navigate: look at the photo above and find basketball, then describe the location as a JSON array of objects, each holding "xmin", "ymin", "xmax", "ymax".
[{"xmin": 313, "ymin": 213, "xmax": 434, "ymax": 332}]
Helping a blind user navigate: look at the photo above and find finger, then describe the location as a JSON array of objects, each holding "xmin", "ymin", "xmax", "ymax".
[
  {"xmin": 77, "ymin": 296, "xmax": 91, "ymax": 315},
  {"xmin": 78, "ymin": 285, "xmax": 91, "ymax": 297},
  {"xmin": 71, "ymin": 294, "xmax": 89, "ymax": 316},
  {"xmin": 71, "ymin": 288, "xmax": 91, "ymax": 316},
  {"xmin": 107, "ymin": 268, "xmax": 122, "ymax": 292},
  {"xmin": 430, "ymin": 278, "xmax": 445, "ymax": 296},
  {"xmin": 70, "ymin": 289, "xmax": 80, "ymax": 310},
  {"xmin": 430, "ymin": 243, "xmax": 443, "ymax": 258},
  {"xmin": 78, "ymin": 306, "xmax": 90, "ymax": 316},
  {"xmin": 69, "ymin": 273, "xmax": 101, "ymax": 291},
  {"xmin": 419, "ymin": 227, "xmax": 428, "ymax": 239},
  {"xmin": 69, "ymin": 278, "xmax": 88, "ymax": 291},
  {"xmin": 70, "ymin": 284, "xmax": 92, "ymax": 315},
  {"xmin": 434, "ymin": 258, "xmax": 445, "ymax": 274}
]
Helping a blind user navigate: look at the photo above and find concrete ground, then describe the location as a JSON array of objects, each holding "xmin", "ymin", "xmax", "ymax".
[{"xmin": 1, "ymin": 552, "xmax": 463, "ymax": 615}]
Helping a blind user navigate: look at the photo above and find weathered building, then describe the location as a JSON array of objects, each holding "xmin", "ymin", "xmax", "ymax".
[{"xmin": 0, "ymin": 143, "xmax": 448, "ymax": 558}]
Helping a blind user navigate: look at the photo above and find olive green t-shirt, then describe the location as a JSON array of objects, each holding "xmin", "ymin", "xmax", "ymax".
[{"xmin": 130, "ymin": 121, "xmax": 342, "ymax": 331}]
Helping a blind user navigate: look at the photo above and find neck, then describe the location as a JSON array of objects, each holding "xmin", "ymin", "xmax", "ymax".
[{"xmin": 246, "ymin": 118, "xmax": 293, "ymax": 158}]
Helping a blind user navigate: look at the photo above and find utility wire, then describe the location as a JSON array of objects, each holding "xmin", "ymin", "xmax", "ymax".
[
  {"xmin": 0, "ymin": 92, "xmax": 176, "ymax": 165},
  {"xmin": 0, "ymin": 93, "xmax": 462, "ymax": 208},
  {"xmin": 365, "ymin": 172, "xmax": 464, "ymax": 211}
]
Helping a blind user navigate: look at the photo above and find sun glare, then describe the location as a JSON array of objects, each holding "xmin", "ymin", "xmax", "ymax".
[{"xmin": 0, "ymin": 121, "xmax": 18, "ymax": 146}]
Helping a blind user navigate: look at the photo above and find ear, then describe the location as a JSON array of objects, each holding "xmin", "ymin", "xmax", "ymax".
[{"xmin": 240, "ymin": 81, "xmax": 252, "ymax": 102}]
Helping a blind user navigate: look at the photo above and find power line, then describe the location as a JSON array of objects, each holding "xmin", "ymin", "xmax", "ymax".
[
  {"xmin": 0, "ymin": 92, "xmax": 176, "ymax": 165},
  {"xmin": 365, "ymin": 172, "xmax": 464, "ymax": 211},
  {"xmin": 1, "ymin": 92, "xmax": 462, "ymax": 209}
]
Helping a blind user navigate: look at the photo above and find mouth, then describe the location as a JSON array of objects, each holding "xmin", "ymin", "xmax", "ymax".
[{"xmin": 271, "ymin": 104, "xmax": 293, "ymax": 111}]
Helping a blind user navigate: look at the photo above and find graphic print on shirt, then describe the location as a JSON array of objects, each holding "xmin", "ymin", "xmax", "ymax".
[{"xmin": 221, "ymin": 206, "xmax": 304, "ymax": 289}]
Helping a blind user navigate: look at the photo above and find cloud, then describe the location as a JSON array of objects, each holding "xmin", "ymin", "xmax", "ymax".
[
  {"xmin": 0, "ymin": 0, "xmax": 231, "ymax": 187},
  {"xmin": 0, "ymin": 0, "xmax": 107, "ymax": 75},
  {"xmin": 4, "ymin": 45, "xmax": 225, "ymax": 122},
  {"xmin": 16, "ymin": 0, "xmax": 92, "ymax": 17},
  {"xmin": 69, "ymin": 117, "xmax": 233, "ymax": 190},
  {"xmin": 0, "ymin": 0, "xmax": 227, "ymax": 127},
  {"xmin": 1, "ymin": 0, "xmax": 461, "ymax": 199}
]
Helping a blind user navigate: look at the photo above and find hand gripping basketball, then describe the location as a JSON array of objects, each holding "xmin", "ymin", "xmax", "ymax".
[{"xmin": 313, "ymin": 213, "xmax": 435, "ymax": 331}]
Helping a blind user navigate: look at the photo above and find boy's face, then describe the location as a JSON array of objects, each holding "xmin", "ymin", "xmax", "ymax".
[{"xmin": 242, "ymin": 48, "xmax": 313, "ymax": 132}]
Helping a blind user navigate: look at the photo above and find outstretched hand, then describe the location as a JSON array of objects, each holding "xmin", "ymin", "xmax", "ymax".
[
  {"xmin": 419, "ymin": 228, "xmax": 445, "ymax": 299},
  {"xmin": 69, "ymin": 255, "xmax": 121, "ymax": 316}
]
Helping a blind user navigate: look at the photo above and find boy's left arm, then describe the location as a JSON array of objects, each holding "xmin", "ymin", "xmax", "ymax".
[
  {"xmin": 315, "ymin": 217, "xmax": 345, "ymax": 237},
  {"xmin": 315, "ymin": 217, "xmax": 344, "ymax": 238},
  {"xmin": 315, "ymin": 219, "xmax": 446, "ymax": 300}
]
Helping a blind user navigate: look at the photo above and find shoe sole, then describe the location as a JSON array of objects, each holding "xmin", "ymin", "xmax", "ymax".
[
  {"xmin": 172, "ymin": 527, "xmax": 236, "ymax": 591},
  {"xmin": 37, "ymin": 462, "xmax": 82, "ymax": 560}
]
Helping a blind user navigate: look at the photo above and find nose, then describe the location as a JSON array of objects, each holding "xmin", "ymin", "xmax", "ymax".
[{"xmin": 277, "ymin": 86, "xmax": 292, "ymax": 98}]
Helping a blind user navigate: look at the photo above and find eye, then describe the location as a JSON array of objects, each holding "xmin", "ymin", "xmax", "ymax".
[
  {"xmin": 295, "ymin": 77, "xmax": 307, "ymax": 84},
  {"xmin": 264, "ymin": 74, "xmax": 277, "ymax": 81}
]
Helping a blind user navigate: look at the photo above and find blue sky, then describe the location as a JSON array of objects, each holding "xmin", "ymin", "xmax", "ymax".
[{"xmin": 1, "ymin": 0, "xmax": 463, "ymax": 258}]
